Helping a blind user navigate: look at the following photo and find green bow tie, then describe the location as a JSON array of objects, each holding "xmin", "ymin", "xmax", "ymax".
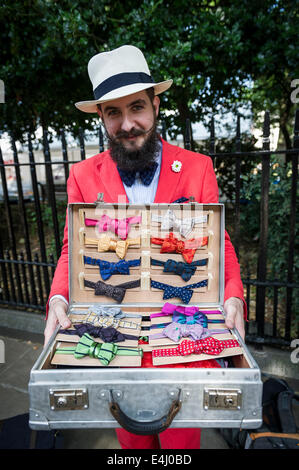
[{"xmin": 56, "ymin": 332, "xmax": 142, "ymax": 366}]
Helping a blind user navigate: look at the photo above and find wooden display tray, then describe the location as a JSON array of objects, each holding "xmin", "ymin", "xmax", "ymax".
[{"xmin": 50, "ymin": 202, "xmax": 233, "ymax": 368}]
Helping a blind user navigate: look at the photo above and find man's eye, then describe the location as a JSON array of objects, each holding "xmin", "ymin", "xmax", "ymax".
[
  {"xmin": 132, "ymin": 105, "xmax": 143, "ymax": 111},
  {"xmin": 107, "ymin": 109, "xmax": 119, "ymax": 117}
]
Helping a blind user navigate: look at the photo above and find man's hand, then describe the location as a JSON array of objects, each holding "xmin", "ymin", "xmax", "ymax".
[
  {"xmin": 224, "ymin": 297, "xmax": 245, "ymax": 340},
  {"xmin": 44, "ymin": 298, "xmax": 71, "ymax": 347}
]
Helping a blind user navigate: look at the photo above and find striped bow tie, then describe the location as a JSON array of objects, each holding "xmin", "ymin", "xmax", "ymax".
[
  {"xmin": 151, "ymin": 279, "xmax": 208, "ymax": 304},
  {"xmin": 152, "ymin": 337, "xmax": 240, "ymax": 358},
  {"xmin": 56, "ymin": 333, "xmax": 142, "ymax": 366},
  {"xmin": 85, "ymin": 214, "xmax": 141, "ymax": 240},
  {"xmin": 151, "ymin": 258, "xmax": 207, "ymax": 282},
  {"xmin": 84, "ymin": 256, "xmax": 141, "ymax": 281}
]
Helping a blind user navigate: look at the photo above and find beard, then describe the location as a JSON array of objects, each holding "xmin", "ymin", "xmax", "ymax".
[{"xmin": 105, "ymin": 116, "xmax": 160, "ymax": 171}]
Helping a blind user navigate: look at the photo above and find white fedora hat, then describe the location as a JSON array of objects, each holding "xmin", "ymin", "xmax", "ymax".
[{"xmin": 75, "ymin": 45, "xmax": 173, "ymax": 113}]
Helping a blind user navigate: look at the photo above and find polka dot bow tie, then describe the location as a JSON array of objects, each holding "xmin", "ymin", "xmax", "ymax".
[
  {"xmin": 151, "ymin": 233, "xmax": 208, "ymax": 263},
  {"xmin": 152, "ymin": 337, "xmax": 240, "ymax": 358},
  {"xmin": 151, "ymin": 279, "xmax": 208, "ymax": 304},
  {"xmin": 84, "ymin": 278, "xmax": 140, "ymax": 303},
  {"xmin": 117, "ymin": 161, "xmax": 158, "ymax": 187}
]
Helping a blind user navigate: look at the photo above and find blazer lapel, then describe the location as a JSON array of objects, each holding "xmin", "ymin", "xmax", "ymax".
[
  {"xmin": 97, "ymin": 151, "xmax": 128, "ymax": 203},
  {"xmin": 154, "ymin": 139, "xmax": 183, "ymax": 203}
]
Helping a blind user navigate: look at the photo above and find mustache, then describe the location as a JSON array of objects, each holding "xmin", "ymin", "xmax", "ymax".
[{"xmin": 113, "ymin": 124, "xmax": 156, "ymax": 140}]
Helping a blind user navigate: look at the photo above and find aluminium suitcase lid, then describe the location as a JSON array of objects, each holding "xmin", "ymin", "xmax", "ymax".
[{"xmin": 68, "ymin": 202, "xmax": 225, "ymax": 308}]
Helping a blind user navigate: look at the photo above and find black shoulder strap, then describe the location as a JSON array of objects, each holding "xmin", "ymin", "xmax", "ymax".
[{"xmin": 277, "ymin": 390, "xmax": 297, "ymax": 434}]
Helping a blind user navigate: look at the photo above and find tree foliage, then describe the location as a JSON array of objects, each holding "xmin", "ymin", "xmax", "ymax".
[{"xmin": 0, "ymin": 0, "xmax": 298, "ymax": 145}]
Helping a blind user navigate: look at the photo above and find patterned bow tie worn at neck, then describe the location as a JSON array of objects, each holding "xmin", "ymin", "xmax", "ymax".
[
  {"xmin": 117, "ymin": 161, "xmax": 158, "ymax": 187},
  {"xmin": 151, "ymin": 209, "xmax": 208, "ymax": 238},
  {"xmin": 85, "ymin": 214, "xmax": 142, "ymax": 240},
  {"xmin": 151, "ymin": 233, "xmax": 208, "ymax": 263},
  {"xmin": 84, "ymin": 255, "xmax": 141, "ymax": 281},
  {"xmin": 150, "ymin": 322, "xmax": 230, "ymax": 342},
  {"xmin": 151, "ymin": 279, "xmax": 208, "ymax": 304},
  {"xmin": 84, "ymin": 278, "xmax": 140, "ymax": 303},
  {"xmin": 85, "ymin": 234, "xmax": 140, "ymax": 259},
  {"xmin": 56, "ymin": 333, "xmax": 143, "ymax": 365},
  {"xmin": 151, "ymin": 258, "xmax": 208, "ymax": 282},
  {"xmin": 152, "ymin": 337, "xmax": 240, "ymax": 358},
  {"xmin": 59, "ymin": 323, "xmax": 138, "ymax": 343}
]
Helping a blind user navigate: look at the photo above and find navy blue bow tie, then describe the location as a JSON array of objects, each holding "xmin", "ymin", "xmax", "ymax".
[
  {"xmin": 151, "ymin": 258, "xmax": 208, "ymax": 282},
  {"xmin": 151, "ymin": 279, "xmax": 208, "ymax": 304},
  {"xmin": 118, "ymin": 161, "xmax": 158, "ymax": 187},
  {"xmin": 84, "ymin": 255, "xmax": 141, "ymax": 281}
]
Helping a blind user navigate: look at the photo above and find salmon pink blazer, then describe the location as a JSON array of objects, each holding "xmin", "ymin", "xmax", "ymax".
[{"xmin": 47, "ymin": 139, "xmax": 246, "ymax": 318}]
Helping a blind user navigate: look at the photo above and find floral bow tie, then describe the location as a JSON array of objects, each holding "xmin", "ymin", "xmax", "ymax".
[
  {"xmin": 152, "ymin": 209, "xmax": 208, "ymax": 238},
  {"xmin": 85, "ymin": 214, "xmax": 142, "ymax": 240},
  {"xmin": 151, "ymin": 233, "xmax": 208, "ymax": 263},
  {"xmin": 151, "ymin": 279, "xmax": 208, "ymax": 304},
  {"xmin": 85, "ymin": 234, "xmax": 140, "ymax": 259},
  {"xmin": 56, "ymin": 333, "xmax": 142, "ymax": 365},
  {"xmin": 84, "ymin": 278, "xmax": 140, "ymax": 303},
  {"xmin": 151, "ymin": 258, "xmax": 208, "ymax": 282},
  {"xmin": 84, "ymin": 255, "xmax": 141, "ymax": 281},
  {"xmin": 152, "ymin": 337, "xmax": 240, "ymax": 358}
]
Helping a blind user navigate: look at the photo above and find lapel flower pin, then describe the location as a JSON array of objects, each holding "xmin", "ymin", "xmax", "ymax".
[{"xmin": 171, "ymin": 160, "xmax": 182, "ymax": 173}]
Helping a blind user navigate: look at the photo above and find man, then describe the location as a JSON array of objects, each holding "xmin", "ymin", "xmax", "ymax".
[{"xmin": 44, "ymin": 45, "xmax": 246, "ymax": 449}]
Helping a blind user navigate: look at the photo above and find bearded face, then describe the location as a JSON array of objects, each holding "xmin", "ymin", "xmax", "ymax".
[{"xmin": 98, "ymin": 90, "xmax": 161, "ymax": 171}]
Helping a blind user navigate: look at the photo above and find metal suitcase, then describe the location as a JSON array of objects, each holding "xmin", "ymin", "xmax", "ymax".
[{"xmin": 29, "ymin": 202, "xmax": 263, "ymax": 433}]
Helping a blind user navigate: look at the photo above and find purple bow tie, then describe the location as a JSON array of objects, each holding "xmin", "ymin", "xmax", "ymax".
[
  {"xmin": 150, "ymin": 322, "xmax": 229, "ymax": 342},
  {"xmin": 85, "ymin": 214, "xmax": 142, "ymax": 240}
]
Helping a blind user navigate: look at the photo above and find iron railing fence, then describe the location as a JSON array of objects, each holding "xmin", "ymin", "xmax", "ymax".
[{"xmin": 0, "ymin": 109, "xmax": 298, "ymax": 348}]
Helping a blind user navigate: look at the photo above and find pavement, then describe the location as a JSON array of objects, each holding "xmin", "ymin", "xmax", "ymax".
[{"xmin": 0, "ymin": 309, "xmax": 298, "ymax": 449}]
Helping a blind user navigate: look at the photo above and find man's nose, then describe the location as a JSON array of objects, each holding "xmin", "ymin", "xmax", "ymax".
[{"xmin": 120, "ymin": 113, "xmax": 134, "ymax": 132}]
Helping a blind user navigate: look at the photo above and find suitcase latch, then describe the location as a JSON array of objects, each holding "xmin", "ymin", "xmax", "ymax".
[
  {"xmin": 49, "ymin": 389, "xmax": 89, "ymax": 411},
  {"xmin": 203, "ymin": 389, "xmax": 242, "ymax": 410}
]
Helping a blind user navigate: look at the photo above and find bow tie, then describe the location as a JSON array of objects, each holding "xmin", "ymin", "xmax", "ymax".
[
  {"xmin": 151, "ymin": 258, "xmax": 208, "ymax": 282},
  {"xmin": 56, "ymin": 333, "xmax": 142, "ymax": 365},
  {"xmin": 150, "ymin": 323, "xmax": 213, "ymax": 342},
  {"xmin": 151, "ymin": 233, "xmax": 208, "ymax": 263},
  {"xmin": 152, "ymin": 337, "xmax": 240, "ymax": 358},
  {"xmin": 85, "ymin": 234, "xmax": 140, "ymax": 259},
  {"xmin": 84, "ymin": 256, "xmax": 141, "ymax": 281},
  {"xmin": 59, "ymin": 323, "xmax": 138, "ymax": 343},
  {"xmin": 151, "ymin": 279, "xmax": 208, "ymax": 304},
  {"xmin": 152, "ymin": 209, "xmax": 208, "ymax": 238},
  {"xmin": 172, "ymin": 309, "xmax": 208, "ymax": 326},
  {"xmin": 84, "ymin": 278, "xmax": 140, "ymax": 303},
  {"xmin": 118, "ymin": 161, "xmax": 158, "ymax": 187},
  {"xmin": 85, "ymin": 215, "xmax": 142, "ymax": 240}
]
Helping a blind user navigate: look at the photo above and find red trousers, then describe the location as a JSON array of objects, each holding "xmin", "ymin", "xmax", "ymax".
[{"xmin": 116, "ymin": 428, "xmax": 201, "ymax": 449}]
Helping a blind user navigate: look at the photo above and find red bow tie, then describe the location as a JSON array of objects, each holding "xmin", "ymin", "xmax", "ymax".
[
  {"xmin": 151, "ymin": 233, "xmax": 208, "ymax": 263},
  {"xmin": 152, "ymin": 337, "xmax": 240, "ymax": 358}
]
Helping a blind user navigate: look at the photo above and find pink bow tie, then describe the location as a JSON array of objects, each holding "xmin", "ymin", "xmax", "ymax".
[
  {"xmin": 152, "ymin": 337, "xmax": 239, "ymax": 358},
  {"xmin": 85, "ymin": 215, "xmax": 142, "ymax": 240}
]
